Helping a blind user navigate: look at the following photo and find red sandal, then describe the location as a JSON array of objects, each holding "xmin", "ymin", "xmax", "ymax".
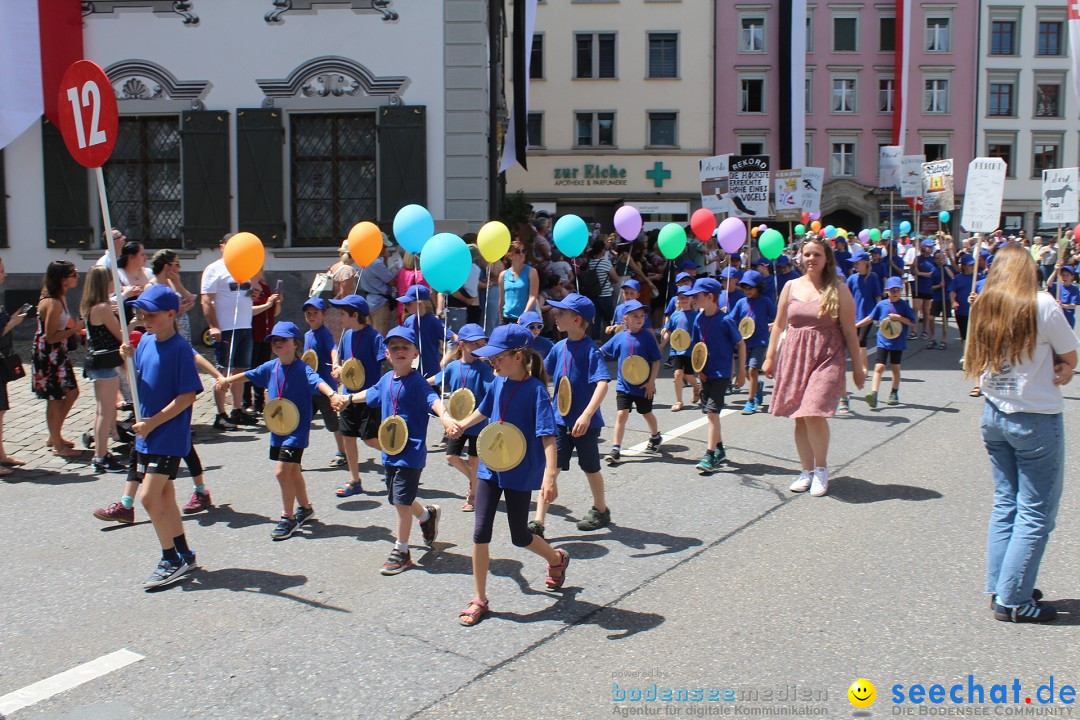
[
  {"xmin": 545, "ymin": 548, "xmax": 570, "ymax": 590},
  {"xmin": 459, "ymin": 597, "xmax": 489, "ymax": 627}
]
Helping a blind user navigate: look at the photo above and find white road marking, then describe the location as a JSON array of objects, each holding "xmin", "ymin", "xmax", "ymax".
[
  {"xmin": 623, "ymin": 407, "xmax": 738, "ymax": 455},
  {"xmin": 0, "ymin": 649, "xmax": 144, "ymax": 716}
]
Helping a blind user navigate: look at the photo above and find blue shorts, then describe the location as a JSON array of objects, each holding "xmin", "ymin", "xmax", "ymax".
[
  {"xmin": 746, "ymin": 346, "xmax": 767, "ymax": 369},
  {"xmin": 215, "ymin": 328, "xmax": 254, "ymax": 370},
  {"xmin": 85, "ymin": 366, "xmax": 121, "ymax": 381},
  {"xmin": 556, "ymin": 425, "xmax": 602, "ymax": 474},
  {"xmin": 384, "ymin": 465, "xmax": 422, "ymax": 506}
]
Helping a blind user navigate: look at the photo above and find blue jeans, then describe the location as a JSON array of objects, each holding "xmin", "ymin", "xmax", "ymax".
[{"xmin": 980, "ymin": 401, "xmax": 1065, "ymax": 607}]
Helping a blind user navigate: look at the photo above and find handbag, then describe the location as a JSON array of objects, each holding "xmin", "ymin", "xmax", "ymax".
[
  {"xmin": 85, "ymin": 347, "xmax": 123, "ymax": 370},
  {"xmin": 309, "ymin": 271, "xmax": 334, "ymax": 298},
  {"xmin": 0, "ymin": 353, "xmax": 24, "ymax": 383}
]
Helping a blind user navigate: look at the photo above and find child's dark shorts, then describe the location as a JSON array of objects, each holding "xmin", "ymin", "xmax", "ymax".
[
  {"xmin": 270, "ymin": 446, "xmax": 304, "ymax": 464},
  {"xmin": 616, "ymin": 390, "xmax": 653, "ymax": 414},
  {"xmin": 138, "ymin": 453, "xmax": 183, "ymax": 480},
  {"xmin": 385, "ymin": 465, "xmax": 422, "ymax": 506},
  {"xmin": 556, "ymin": 425, "xmax": 602, "ymax": 473},
  {"xmin": 700, "ymin": 377, "xmax": 730, "ymax": 414},
  {"xmin": 339, "ymin": 403, "xmax": 380, "ymax": 440}
]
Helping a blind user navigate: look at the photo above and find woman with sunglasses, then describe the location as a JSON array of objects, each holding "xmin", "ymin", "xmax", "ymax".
[
  {"xmin": 498, "ymin": 240, "xmax": 539, "ymax": 325},
  {"xmin": 32, "ymin": 261, "xmax": 83, "ymax": 457}
]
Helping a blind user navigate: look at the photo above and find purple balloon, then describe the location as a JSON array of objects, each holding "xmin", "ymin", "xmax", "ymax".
[
  {"xmin": 613, "ymin": 205, "xmax": 642, "ymax": 241},
  {"xmin": 810, "ymin": 212, "xmax": 821, "ymax": 221},
  {"xmin": 858, "ymin": 229, "xmax": 871, "ymax": 244},
  {"xmin": 717, "ymin": 217, "xmax": 747, "ymax": 254},
  {"xmin": 758, "ymin": 224, "xmax": 768, "ymax": 232}
]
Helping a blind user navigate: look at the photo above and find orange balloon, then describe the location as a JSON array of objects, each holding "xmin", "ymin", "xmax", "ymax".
[
  {"xmin": 223, "ymin": 232, "xmax": 265, "ymax": 284},
  {"xmin": 348, "ymin": 221, "xmax": 383, "ymax": 268},
  {"xmin": 750, "ymin": 227, "xmax": 760, "ymax": 238},
  {"xmin": 810, "ymin": 221, "xmax": 822, "ymax": 232}
]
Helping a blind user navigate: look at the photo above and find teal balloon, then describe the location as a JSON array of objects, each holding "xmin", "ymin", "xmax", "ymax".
[
  {"xmin": 869, "ymin": 228, "xmax": 881, "ymax": 242},
  {"xmin": 394, "ymin": 204, "xmax": 435, "ymax": 254},
  {"xmin": 794, "ymin": 223, "xmax": 806, "ymax": 236},
  {"xmin": 759, "ymin": 229, "xmax": 784, "ymax": 260},
  {"xmin": 882, "ymin": 229, "xmax": 892, "ymax": 239},
  {"xmin": 939, "ymin": 210, "xmax": 951, "ymax": 223},
  {"xmin": 899, "ymin": 220, "xmax": 912, "ymax": 234},
  {"xmin": 824, "ymin": 225, "xmax": 837, "ymax": 238},
  {"xmin": 553, "ymin": 215, "xmax": 589, "ymax": 258},
  {"xmin": 657, "ymin": 223, "xmax": 687, "ymax": 259},
  {"xmin": 419, "ymin": 233, "xmax": 471, "ymax": 293}
]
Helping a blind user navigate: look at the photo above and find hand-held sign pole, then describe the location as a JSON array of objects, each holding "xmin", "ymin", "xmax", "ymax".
[{"xmin": 57, "ymin": 61, "xmax": 142, "ymax": 423}]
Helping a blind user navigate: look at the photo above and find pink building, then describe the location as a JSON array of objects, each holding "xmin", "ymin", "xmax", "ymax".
[{"xmin": 714, "ymin": 1, "xmax": 977, "ymax": 234}]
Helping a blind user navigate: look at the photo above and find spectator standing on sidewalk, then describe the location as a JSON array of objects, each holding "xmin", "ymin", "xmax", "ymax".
[
  {"xmin": 358, "ymin": 234, "xmax": 398, "ymax": 337},
  {"xmin": 32, "ymin": 260, "xmax": 83, "ymax": 456},
  {"xmin": 0, "ymin": 257, "xmax": 28, "ymax": 473}
]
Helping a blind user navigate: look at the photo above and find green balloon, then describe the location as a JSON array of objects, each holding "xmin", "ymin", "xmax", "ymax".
[
  {"xmin": 658, "ymin": 223, "xmax": 687, "ymax": 260},
  {"xmin": 794, "ymin": 224, "xmax": 806, "ymax": 236},
  {"xmin": 869, "ymin": 228, "xmax": 881, "ymax": 242},
  {"xmin": 759, "ymin": 229, "xmax": 785, "ymax": 260}
]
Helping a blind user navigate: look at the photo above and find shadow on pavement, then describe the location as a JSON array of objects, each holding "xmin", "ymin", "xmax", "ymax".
[
  {"xmin": 194, "ymin": 432, "xmax": 260, "ymax": 446},
  {"xmin": 496, "ymin": 587, "xmax": 665, "ymax": 640},
  {"xmin": 556, "ymin": 525, "xmax": 703, "ymax": 559},
  {"xmin": 174, "ymin": 567, "xmax": 350, "ymax": 612},
  {"xmin": 1, "ymin": 469, "xmax": 98, "ymax": 485},
  {"xmin": 189, "ymin": 503, "xmax": 271, "ymax": 530},
  {"xmin": 300, "ymin": 518, "xmax": 395, "ymax": 545},
  {"xmin": 418, "ymin": 549, "xmax": 535, "ymax": 597},
  {"xmin": 1044, "ymin": 598, "xmax": 1080, "ymax": 626},
  {"xmin": 827, "ymin": 476, "xmax": 944, "ymax": 504},
  {"xmin": 335, "ymin": 499, "xmax": 382, "ymax": 513}
]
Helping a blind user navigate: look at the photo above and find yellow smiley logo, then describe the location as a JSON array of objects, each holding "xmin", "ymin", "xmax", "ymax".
[{"xmin": 848, "ymin": 679, "xmax": 876, "ymax": 708}]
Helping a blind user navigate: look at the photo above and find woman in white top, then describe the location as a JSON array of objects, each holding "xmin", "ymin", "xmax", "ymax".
[
  {"xmin": 149, "ymin": 249, "xmax": 197, "ymax": 342},
  {"xmin": 116, "ymin": 242, "xmax": 152, "ymax": 300},
  {"xmin": 965, "ymin": 243, "xmax": 1078, "ymax": 624}
]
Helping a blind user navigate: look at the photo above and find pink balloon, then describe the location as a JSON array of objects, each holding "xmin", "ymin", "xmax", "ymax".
[
  {"xmin": 717, "ymin": 217, "xmax": 747, "ymax": 254},
  {"xmin": 613, "ymin": 206, "xmax": 643, "ymax": 241},
  {"xmin": 758, "ymin": 224, "xmax": 768, "ymax": 232}
]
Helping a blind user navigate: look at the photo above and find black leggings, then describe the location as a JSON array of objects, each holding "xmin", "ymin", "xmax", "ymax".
[
  {"xmin": 956, "ymin": 314, "xmax": 969, "ymax": 342},
  {"xmin": 472, "ymin": 477, "xmax": 534, "ymax": 547},
  {"xmin": 126, "ymin": 442, "xmax": 204, "ymax": 483}
]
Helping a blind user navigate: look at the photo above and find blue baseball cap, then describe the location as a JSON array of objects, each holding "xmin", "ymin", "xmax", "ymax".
[
  {"xmin": 619, "ymin": 299, "xmax": 647, "ymax": 316},
  {"xmin": 268, "ymin": 321, "xmax": 303, "ymax": 340},
  {"xmin": 687, "ymin": 277, "xmax": 724, "ymax": 296},
  {"xmin": 719, "ymin": 267, "xmax": 741, "ymax": 280},
  {"xmin": 960, "ymin": 254, "xmax": 976, "ymax": 266},
  {"xmin": 457, "ymin": 323, "xmax": 488, "ymax": 342},
  {"xmin": 621, "ymin": 279, "xmax": 641, "ymax": 292},
  {"xmin": 130, "ymin": 284, "xmax": 179, "ymax": 313},
  {"xmin": 677, "ymin": 285, "xmax": 697, "ymax": 296},
  {"xmin": 885, "ymin": 277, "xmax": 904, "ymax": 290},
  {"xmin": 329, "ymin": 294, "xmax": 370, "ymax": 315},
  {"xmin": 385, "ymin": 326, "xmax": 418, "ymax": 346},
  {"xmin": 753, "ymin": 257, "xmax": 770, "ymax": 267},
  {"xmin": 302, "ymin": 297, "xmax": 328, "ymax": 311},
  {"xmin": 396, "ymin": 285, "xmax": 431, "ymax": 303},
  {"xmin": 1062, "ymin": 265, "xmax": 1076, "ymax": 275},
  {"xmin": 545, "ymin": 293, "xmax": 596, "ymax": 324},
  {"xmin": 675, "ymin": 272, "xmax": 693, "ymax": 284},
  {"xmin": 471, "ymin": 324, "xmax": 534, "ymax": 357},
  {"xmin": 869, "ymin": 246, "xmax": 882, "ymax": 255},
  {"xmin": 679, "ymin": 260, "xmax": 698, "ymax": 270},
  {"xmin": 921, "ymin": 239, "xmax": 936, "ymax": 248},
  {"xmin": 517, "ymin": 311, "xmax": 544, "ymax": 327},
  {"xmin": 738, "ymin": 270, "xmax": 764, "ymax": 288},
  {"xmin": 850, "ymin": 251, "xmax": 870, "ymax": 262},
  {"xmin": 776, "ymin": 255, "xmax": 792, "ymax": 266},
  {"xmin": 980, "ymin": 249, "xmax": 991, "ymax": 259}
]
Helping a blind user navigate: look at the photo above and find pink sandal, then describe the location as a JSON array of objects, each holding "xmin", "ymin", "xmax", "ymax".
[
  {"xmin": 545, "ymin": 548, "xmax": 570, "ymax": 590},
  {"xmin": 459, "ymin": 597, "xmax": 489, "ymax": 627}
]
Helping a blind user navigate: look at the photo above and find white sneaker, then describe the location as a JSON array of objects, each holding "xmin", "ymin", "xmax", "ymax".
[
  {"xmin": 789, "ymin": 471, "xmax": 813, "ymax": 493},
  {"xmin": 810, "ymin": 467, "xmax": 829, "ymax": 497}
]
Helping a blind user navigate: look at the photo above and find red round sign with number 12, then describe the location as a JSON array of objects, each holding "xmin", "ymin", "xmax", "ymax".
[{"xmin": 57, "ymin": 60, "xmax": 118, "ymax": 169}]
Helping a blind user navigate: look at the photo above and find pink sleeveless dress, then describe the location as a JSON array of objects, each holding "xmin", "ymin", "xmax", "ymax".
[{"xmin": 770, "ymin": 295, "xmax": 846, "ymax": 418}]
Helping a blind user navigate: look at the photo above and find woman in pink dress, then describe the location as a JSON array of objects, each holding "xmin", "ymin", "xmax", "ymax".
[
  {"xmin": 395, "ymin": 252, "xmax": 430, "ymax": 325},
  {"xmin": 762, "ymin": 237, "xmax": 865, "ymax": 498}
]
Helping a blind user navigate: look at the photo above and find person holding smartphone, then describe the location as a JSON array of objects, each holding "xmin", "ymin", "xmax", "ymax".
[{"xmin": 0, "ymin": 258, "xmax": 30, "ymax": 472}]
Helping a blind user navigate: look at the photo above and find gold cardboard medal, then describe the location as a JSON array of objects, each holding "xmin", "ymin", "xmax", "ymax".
[
  {"xmin": 669, "ymin": 328, "xmax": 691, "ymax": 352},
  {"xmin": 264, "ymin": 398, "xmax": 300, "ymax": 436},
  {"xmin": 341, "ymin": 358, "xmax": 365, "ymax": 391},
  {"xmin": 557, "ymin": 376, "xmax": 573, "ymax": 416},
  {"xmin": 880, "ymin": 318, "xmax": 902, "ymax": 340},
  {"xmin": 691, "ymin": 342, "xmax": 709, "ymax": 373},
  {"xmin": 378, "ymin": 415, "xmax": 409, "ymax": 455},
  {"xmin": 302, "ymin": 349, "xmax": 318, "ymax": 371},
  {"xmin": 448, "ymin": 388, "xmax": 476, "ymax": 421},
  {"xmin": 621, "ymin": 355, "xmax": 650, "ymax": 386},
  {"xmin": 738, "ymin": 316, "xmax": 756, "ymax": 339},
  {"xmin": 477, "ymin": 422, "xmax": 527, "ymax": 472}
]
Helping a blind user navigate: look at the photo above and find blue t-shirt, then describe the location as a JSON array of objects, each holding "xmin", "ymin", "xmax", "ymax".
[
  {"xmin": 834, "ymin": 250, "xmax": 853, "ymax": 276},
  {"xmin": 364, "ymin": 369, "xmax": 439, "ymax": 468},
  {"xmin": 1048, "ymin": 282, "xmax": 1080, "ymax": 328},
  {"xmin": 600, "ymin": 329, "xmax": 662, "ymax": 395},
  {"xmin": 435, "ymin": 358, "xmax": 494, "ymax": 437},
  {"xmin": 870, "ymin": 260, "xmax": 888, "ymax": 286},
  {"xmin": 762, "ymin": 275, "xmax": 777, "ymax": 301},
  {"xmin": 135, "ymin": 332, "xmax": 203, "ymax": 458},
  {"xmin": 476, "ymin": 376, "xmax": 557, "ymax": 492},
  {"xmin": 729, "ymin": 295, "xmax": 776, "ymax": 349},
  {"xmin": 337, "ymin": 325, "xmax": 386, "ymax": 392},
  {"xmin": 719, "ymin": 288, "xmax": 744, "ymax": 315},
  {"xmin": 403, "ymin": 313, "xmax": 445, "ymax": 378},
  {"xmin": 664, "ymin": 295, "xmax": 679, "ymax": 317},
  {"xmin": 532, "ymin": 335, "xmax": 555, "ymax": 360},
  {"xmin": 543, "ymin": 336, "xmax": 610, "ymax": 428},
  {"xmin": 775, "ymin": 270, "xmax": 800, "ymax": 296},
  {"xmin": 663, "ymin": 308, "xmax": 699, "ymax": 357},
  {"xmin": 846, "ymin": 272, "xmax": 883, "ymax": 321},
  {"xmin": 304, "ymin": 325, "xmax": 336, "ymax": 387},
  {"xmin": 930, "ymin": 267, "xmax": 952, "ymax": 298},
  {"xmin": 691, "ymin": 309, "xmax": 743, "ymax": 379},
  {"xmin": 870, "ymin": 299, "xmax": 916, "ymax": 351},
  {"xmin": 948, "ymin": 272, "xmax": 977, "ymax": 316},
  {"xmin": 915, "ymin": 256, "xmax": 936, "ymax": 295},
  {"xmin": 245, "ymin": 359, "xmax": 325, "ymax": 448},
  {"xmin": 613, "ymin": 300, "xmax": 653, "ymax": 329}
]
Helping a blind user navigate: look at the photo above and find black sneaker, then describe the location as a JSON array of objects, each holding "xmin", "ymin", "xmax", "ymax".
[
  {"xmin": 142, "ymin": 556, "xmax": 190, "ymax": 589},
  {"xmin": 93, "ymin": 454, "xmax": 128, "ymax": 474},
  {"xmin": 576, "ymin": 507, "xmax": 611, "ymax": 531},
  {"xmin": 712, "ymin": 447, "xmax": 727, "ymax": 463},
  {"xmin": 646, "ymin": 434, "xmax": 662, "ymax": 452},
  {"xmin": 527, "ymin": 520, "xmax": 545, "ymax": 538},
  {"xmin": 230, "ymin": 409, "xmax": 258, "ymax": 426},
  {"xmin": 294, "ymin": 505, "xmax": 315, "ymax": 527},
  {"xmin": 180, "ymin": 552, "xmax": 198, "ymax": 570},
  {"xmin": 993, "ymin": 599, "xmax": 1058, "ymax": 623},
  {"xmin": 419, "ymin": 504, "xmax": 440, "ymax": 546},
  {"xmin": 271, "ymin": 515, "xmax": 299, "ymax": 541},
  {"xmin": 604, "ymin": 448, "xmax": 620, "ymax": 465},
  {"xmin": 990, "ymin": 589, "xmax": 1042, "ymax": 610},
  {"xmin": 82, "ymin": 432, "xmax": 95, "ymax": 450},
  {"xmin": 213, "ymin": 412, "xmax": 237, "ymax": 431}
]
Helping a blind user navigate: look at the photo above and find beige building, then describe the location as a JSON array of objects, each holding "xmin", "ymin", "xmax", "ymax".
[{"xmin": 505, "ymin": 0, "xmax": 714, "ymax": 232}]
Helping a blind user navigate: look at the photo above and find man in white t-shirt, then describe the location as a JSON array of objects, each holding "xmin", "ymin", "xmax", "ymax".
[
  {"xmin": 96, "ymin": 228, "xmax": 126, "ymax": 268},
  {"xmin": 201, "ymin": 235, "xmax": 258, "ymax": 430}
]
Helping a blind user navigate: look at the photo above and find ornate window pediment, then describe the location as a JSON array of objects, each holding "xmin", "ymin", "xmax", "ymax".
[
  {"xmin": 265, "ymin": 0, "xmax": 397, "ymax": 24},
  {"xmin": 105, "ymin": 60, "xmax": 211, "ymax": 109},
  {"xmin": 82, "ymin": 1, "xmax": 198, "ymax": 25},
  {"xmin": 256, "ymin": 56, "xmax": 408, "ymax": 107}
]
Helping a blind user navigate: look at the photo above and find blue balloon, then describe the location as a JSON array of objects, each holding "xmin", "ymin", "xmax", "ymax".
[
  {"xmin": 824, "ymin": 224, "xmax": 837, "ymax": 238},
  {"xmin": 899, "ymin": 220, "xmax": 912, "ymax": 234},
  {"xmin": 939, "ymin": 210, "xmax": 951, "ymax": 223},
  {"xmin": 882, "ymin": 229, "xmax": 893, "ymax": 239},
  {"xmin": 553, "ymin": 214, "xmax": 589, "ymax": 258},
  {"xmin": 419, "ymin": 233, "xmax": 471, "ymax": 293},
  {"xmin": 393, "ymin": 204, "xmax": 435, "ymax": 254}
]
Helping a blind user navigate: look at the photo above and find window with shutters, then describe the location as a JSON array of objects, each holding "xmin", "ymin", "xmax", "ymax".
[
  {"xmin": 104, "ymin": 116, "xmax": 182, "ymax": 245},
  {"xmin": 291, "ymin": 113, "xmax": 377, "ymax": 247},
  {"xmin": 575, "ymin": 33, "xmax": 616, "ymax": 79},
  {"xmin": 647, "ymin": 33, "xmax": 677, "ymax": 79}
]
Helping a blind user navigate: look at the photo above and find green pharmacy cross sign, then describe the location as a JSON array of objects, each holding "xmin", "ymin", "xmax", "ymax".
[{"xmin": 646, "ymin": 161, "xmax": 671, "ymax": 188}]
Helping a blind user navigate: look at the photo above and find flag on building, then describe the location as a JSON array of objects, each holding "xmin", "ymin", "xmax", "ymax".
[
  {"xmin": 892, "ymin": 0, "xmax": 912, "ymax": 149},
  {"xmin": 778, "ymin": 0, "xmax": 807, "ymax": 168},
  {"xmin": 1070, "ymin": 0, "xmax": 1080, "ymax": 105},
  {"xmin": 499, "ymin": 0, "xmax": 539, "ymax": 173}
]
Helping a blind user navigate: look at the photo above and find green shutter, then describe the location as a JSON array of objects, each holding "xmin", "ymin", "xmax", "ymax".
[
  {"xmin": 0, "ymin": 148, "xmax": 7, "ymax": 248},
  {"xmin": 181, "ymin": 110, "xmax": 231, "ymax": 247},
  {"xmin": 378, "ymin": 105, "xmax": 426, "ymax": 221},
  {"xmin": 42, "ymin": 118, "xmax": 92, "ymax": 249},
  {"xmin": 236, "ymin": 108, "xmax": 285, "ymax": 247}
]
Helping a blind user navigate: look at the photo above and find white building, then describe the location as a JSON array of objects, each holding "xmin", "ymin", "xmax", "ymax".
[{"xmin": 977, "ymin": 1, "xmax": 1078, "ymax": 234}]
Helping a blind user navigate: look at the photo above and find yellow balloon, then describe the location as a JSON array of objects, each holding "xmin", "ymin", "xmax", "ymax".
[
  {"xmin": 477, "ymin": 221, "xmax": 511, "ymax": 263},
  {"xmin": 836, "ymin": 228, "xmax": 848, "ymax": 239},
  {"xmin": 223, "ymin": 232, "xmax": 265, "ymax": 284}
]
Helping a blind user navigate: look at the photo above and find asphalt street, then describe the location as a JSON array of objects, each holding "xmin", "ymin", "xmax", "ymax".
[{"xmin": 1, "ymin": 337, "xmax": 1077, "ymax": 720}]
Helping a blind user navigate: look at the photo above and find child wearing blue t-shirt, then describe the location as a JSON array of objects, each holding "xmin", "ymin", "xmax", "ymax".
[
  {"xmin": 929, "ymin": 251, "xmax": 954, "ymax": 349},
  {"xmin": 302, "ymin": 297, "xmax": 344, "ymax": 465},
  {"xmin": 731, "ymin": 270, "xmax": 776, "ymax": 415},
  {"xmin": 687, "ymin": 277, "xmax": 746, "ymax": 473},
  {"xmin": 448, "ymin": 324, "xmax": 569, "ymax": 627},
  {"xmin": 517, "ymin": 311, "xmax": 554, "ymax": 359},
  {"xmin": 329, "ymin": 294, "xmax": 386, "ymax": 498},
  {"xmin": 600, "ymin": 299, "xmax": 662, "ymax": 464},
  {"xmin": 399, "ymin": 284, "xmax": 446, "ymax": 378},
  {"xmin": 219, "ymin": 322, "xmax": 344, "ymax": 541},
  {"xmin": 1046, "ymin": 265, "xmax": 1080, "ymax": 329},
  {"xmin": 344, "ymin": 326, "xmax": 451, "ymax": 575},
  {"xmin": 663, "ymin": 272, "xmax": 695, "ymax": 320},
  {"xmin": 606, "ymin": 279, "xmax": 652, "ymax": 333},
  {"xmin": 125, "ymin": 285, "xmax": 204, "ymax": 589},
  {"xmin": 844, "ymin": 252, "xmax": 882, "ymax": 412},
  {"xmin": 857, "ymin": 277, "xmax": 916, "ymax": 408},
  {"xmin": 434, "ymin": 323, "xmax": 494, "ymax": 512},
  {"xmin": 660, "ymin": 287, "xmax": 700, "ymax": 411},
  {"xmin": 534, "ymin": 293, "xmax": 612, "ymax": 535},
  {"xmin": 948, "ymin": 254, "xmax": 977, "ymax": 344}
]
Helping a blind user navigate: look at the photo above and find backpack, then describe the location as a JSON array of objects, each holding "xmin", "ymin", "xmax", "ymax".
[{"xmin": 577, "ymin": 259, "xmax": 602, "ymax": 299}]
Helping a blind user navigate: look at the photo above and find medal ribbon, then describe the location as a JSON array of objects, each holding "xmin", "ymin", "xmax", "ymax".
[
  {"xmin": 274, "ymin": 359, "xmax": 293, "ymax": 400},
  {"xmin": 389, "ymin": 375, "xmax": 407, "ymax": 416},
  {"xmin": 561, "ymin": 339, "xmax": 585, "ymax": 383},
  {"xmin": 497, "ymin": 378, "xmax": 525, "ymax": 425},
  {"xmin": 460, "ymin": 360, "xmax": 473, "ymax": 393}
]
